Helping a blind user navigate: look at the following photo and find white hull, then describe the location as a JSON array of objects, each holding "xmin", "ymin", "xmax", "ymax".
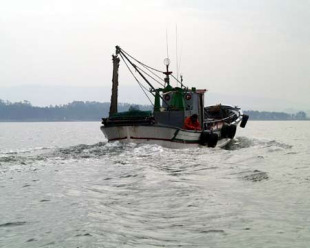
[{"xmin": 100, "ymin": 125, "xmax": 232, "ymax": 149}]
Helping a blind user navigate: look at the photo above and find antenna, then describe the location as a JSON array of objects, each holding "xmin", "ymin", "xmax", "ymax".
[
  {"xmin": 166, "ymin": 29, "xmax": 169, "ymax": 59},
  {"xmin": 176, "ymin": 25, "xmax": 179, "ymax": 86},
  {"xmin": 178, "ymin": 42, "xmax": 183, "ymax": 82}
]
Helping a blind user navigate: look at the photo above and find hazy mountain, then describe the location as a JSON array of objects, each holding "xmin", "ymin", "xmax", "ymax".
[
  {"xmin": 0, "ymin": 99, "xmax": 307, "ymax": 122},
  {"xmin": 1, "ymin": 85, "xmax": 309, "ymax": 116}
]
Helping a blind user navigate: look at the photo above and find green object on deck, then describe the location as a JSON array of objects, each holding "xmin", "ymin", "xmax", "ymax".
[
  {"xmin": 171, "ymin": 88, "xmax": 185, "ymax": 110},
  {"xmin": 110, "ymin": 110, "xmax": 152, "ymax": 119},
  {"xmin": 154, "ymin": 90, "xmax": 160, "ymax": 112},
  {"xmin": 163, "ymin": 85, "xmax": 173, "ymax": 93}
]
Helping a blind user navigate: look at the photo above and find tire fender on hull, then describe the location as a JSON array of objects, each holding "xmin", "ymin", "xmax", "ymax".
[
  {"xmin": 240, "ymin": 114, "xmax": 249, "ymax": 128},
  {"xmin": 221, "ymin": 124, "xmax": 237, "ymax": 139},
  {"xmin": 199, "ymin": 132, "xmax": 218, "ymax": 148}
]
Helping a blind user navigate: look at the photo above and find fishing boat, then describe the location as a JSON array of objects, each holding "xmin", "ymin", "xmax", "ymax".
[{"xmin": 101, "ymin": 46, "xmax": 248, "ymax": 148}]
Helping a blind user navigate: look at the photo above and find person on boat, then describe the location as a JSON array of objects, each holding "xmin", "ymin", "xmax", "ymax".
[{"xmin": 183, "ymin": 114, "xmax": 201, "ymax": 130}]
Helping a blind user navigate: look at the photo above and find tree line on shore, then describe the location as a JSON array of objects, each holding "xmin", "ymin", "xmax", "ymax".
[
  {"xmin": 0, "ymin": 99, "xmax": 307, "ymax": 121},
  {"xmin": 244, "ymin": 110, "xmax": 307, "ymax": 120}
]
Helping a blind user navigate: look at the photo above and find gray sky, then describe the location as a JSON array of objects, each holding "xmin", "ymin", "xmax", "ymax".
[{"xmin": 1, "ymin": 0, "xmax": 310, "ymax": 110}]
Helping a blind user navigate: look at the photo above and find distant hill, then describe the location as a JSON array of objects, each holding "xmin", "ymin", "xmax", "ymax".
[
  {"xmin": 243, "ymin": 110, "xmax": 307, "ymax": 121},
  {"xmin": 0, "ymin": 100, "xmax": 151, "ymax": 122},
  {"xmin": 2, "ymin": 85, "xmax": 310, "ymax": 116},
  {"xmin": 0, "ymin": 99, "xmax": 307, "ymax": 121}
]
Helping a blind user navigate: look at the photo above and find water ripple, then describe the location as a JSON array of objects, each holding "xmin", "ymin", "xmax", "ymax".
[{"xmin": 0, "ymin": 221, "xmax": 27, "ymax": 228}]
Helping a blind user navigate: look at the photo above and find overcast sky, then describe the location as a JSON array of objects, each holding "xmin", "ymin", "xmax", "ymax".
[{"xmin": 1, "ymin": 0, "xmax": 310, "ymax": 110}]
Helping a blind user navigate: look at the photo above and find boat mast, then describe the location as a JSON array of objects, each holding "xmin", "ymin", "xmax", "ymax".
[
  {"xmin": 112, "ymin": 46, "xmax": 172, "ymax": 110},
  {"xmin": 109, "ymin": 54, "xmax": 120, "ymax": 116}
]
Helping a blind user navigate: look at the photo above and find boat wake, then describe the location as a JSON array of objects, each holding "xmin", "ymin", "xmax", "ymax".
[
  {"xmin": 225, "ymin": 137, "xmax": 292, "ymax": 151},
  {"xmin": 0, "ymin": 136, "xmax": 293, "ymax": 173},
  {"xmin": 224, "ymin": 137, "xmax": 254, "ymax": 150}
]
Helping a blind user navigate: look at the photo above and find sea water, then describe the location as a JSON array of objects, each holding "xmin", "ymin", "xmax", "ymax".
[{"xmin": 0, "ymin": 121, "xmax": 310, "ymax": 248}]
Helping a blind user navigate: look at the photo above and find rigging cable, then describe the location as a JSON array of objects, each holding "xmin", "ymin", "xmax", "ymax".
[
  {"xmin": 171, "ymin": 74, "xmax": 186, "ymax": 88},
  {"xmin": 134, "ymin": 64, "xmax": 165, "ymax": 87},
  {"xmin": 121, "ymin": 46, "xmax": 186, "ymax": 90},
  {"xmin": 138, "ymin": 63, "xmax": 165, "ymax": 84},
  {"xmin": 118, "ymin": 48, "xmax": 171, "ymax": 108},
  {"xmin": 120, "ymin": 48, "xmax": 164, "ymax": 74},
  {"xmin": 119, "ymin": 53, "xmax": 154, "ymax": 106},
  {"xmin": 120, "ymin": 47, "xmax": 175, "ymax": 88}
]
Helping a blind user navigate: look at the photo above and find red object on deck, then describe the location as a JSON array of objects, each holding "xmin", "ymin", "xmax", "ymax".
[{"xmin": 183, "ymin": 116, "xmax": 201, "ymax": 130}]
